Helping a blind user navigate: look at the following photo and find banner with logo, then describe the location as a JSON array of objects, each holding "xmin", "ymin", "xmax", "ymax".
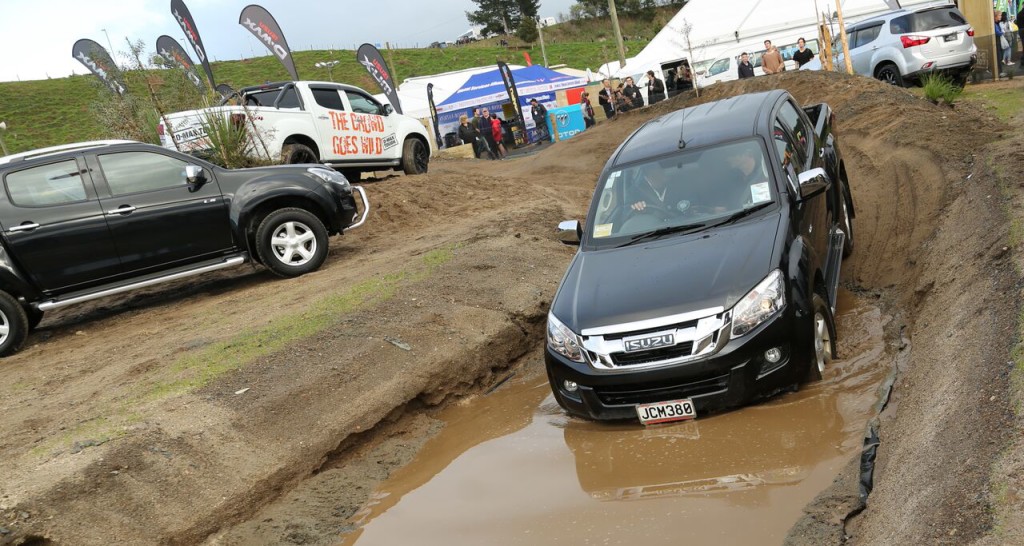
[
  {"xmin": 357, "ymin": 43, "xmax": 403, "ymax": 114},
  {"xmin": 71, "ymin": 39, "xmax": 126, "ymax": 95},
  {"xmin": 546, "ymin": 105, "xmax": 586, "ymax": 142},
  {"xmin": 239, "ymin": 4, "xmax": 299, "ymax": 81},
  {"xmin": 426, "ymin": 83, "xmax": 443, "ymax": 148},
  {"xmin": 171, "ymin": 0, "xmax": 217, "ymax": 89},
  {"xmin": 497, "ymin": 61, "xmax": 526, "ymax": 143},
  {"xmin": 156, "ymin": 35, "xmax": 205, "ymax": 91}
]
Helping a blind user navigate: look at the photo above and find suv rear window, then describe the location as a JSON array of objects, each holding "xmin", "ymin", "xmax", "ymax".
[
  {"xmin": 890, "ymin": 8, "xmax": 967, "ymax": 34},
  {"xmin": 5, "ymin": 160, "xmax": 88, "ymax": 207}
]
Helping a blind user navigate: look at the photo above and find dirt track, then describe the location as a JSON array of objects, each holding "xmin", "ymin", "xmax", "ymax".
[{"xmin": 0, "ymin": 71, "xmax": 1020, "ymax": 545}]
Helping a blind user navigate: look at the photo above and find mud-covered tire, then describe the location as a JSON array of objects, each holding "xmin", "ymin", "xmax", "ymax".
[
  {"xmin": 340, "ymin": 168, "xmax": 361, "ymax": 182},
  {"xmin": 840, "ymin": 190, "xmax": 854, "ymax": 258},
  {"xmin": 807, "ymin": 292, "xmax": 837, "ymax": 382},
  {"xmin": 876, "ymin": 63, "xmax": 904, "ymax": 87},
  {"xmin": 255, "ymin": 208, "xmax": 329, "ymax": 278},
  {"xmin": 401, "ymin": 138, "xmax": 429, "ymax": 175},
  {"xmin": 0, "ymin": 291, "xmax": 29, "ymax": 357},
  {"xmin": 25, "ymin": 306, "xmax": 43, "ymax": 331},
  {"xmin": 281, "ymin": 143, "xmax": 318, "ymax": 165}
]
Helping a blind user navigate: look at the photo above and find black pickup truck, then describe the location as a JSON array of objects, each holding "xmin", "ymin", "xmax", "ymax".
[
  {"xmin": 546, "ymin": 89, "xmax": 854, "ymax": 424},
  {"xmin": 0, "ymin": 140, "xmax": 368, "ymax": 356}
]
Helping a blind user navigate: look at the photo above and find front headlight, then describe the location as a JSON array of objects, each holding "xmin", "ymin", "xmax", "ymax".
[
  {"xmin": 306, "ymin": 167, "xmax": 351, "ymax": 191},
  {"xmin": 731, "ymin": 269, "xmax": 786, "ymax": 337},
  {"xmin": 547, "ymin": 313, "xmax": 585, "ymax": 363}
]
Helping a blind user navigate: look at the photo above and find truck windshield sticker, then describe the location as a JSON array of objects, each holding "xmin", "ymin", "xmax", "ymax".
[
  {"xmin": 750, "ymin": 182, "xmax": 771, "ymax": 204},
  {"xmin": 593, "ymin": 223, "xmax": 613, "ymax": 238}
]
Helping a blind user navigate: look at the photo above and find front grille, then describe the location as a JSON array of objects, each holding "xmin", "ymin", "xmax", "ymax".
[
  {"xmin": 610, "ymin": 341, "xmax": 694, "ymax": 366},
  {"xmin": 595, "ymin": 374, "xmax": 730, "ymax": 406},
  {"xmin": 600, "ymin": 319, "xmax": 699, "ymax": 341}
]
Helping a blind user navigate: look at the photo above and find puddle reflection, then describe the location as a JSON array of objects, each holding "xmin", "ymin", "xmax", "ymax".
[{"xmin": 342, "ymin": 291, "xmax": 889, "ymax": 545}]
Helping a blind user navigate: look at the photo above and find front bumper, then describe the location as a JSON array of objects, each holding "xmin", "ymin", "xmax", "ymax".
[{"xmin": 546, "ymin": 307, "xmax": 811, "ymax": 421}]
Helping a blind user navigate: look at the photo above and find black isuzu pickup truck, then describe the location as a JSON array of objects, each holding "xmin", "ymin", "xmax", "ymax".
[
  {"xmin": 546, "ymin": 89, "xmax": 855, "ymax": 424},
  {"xmin": 0, "ymin": 140, "xmax": 368, "ymax": 356}
]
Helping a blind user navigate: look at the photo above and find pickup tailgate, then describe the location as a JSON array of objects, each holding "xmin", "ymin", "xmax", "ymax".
[{"xmin": 159, "ymin": 108, "xmax": 216, "ymax": 152}]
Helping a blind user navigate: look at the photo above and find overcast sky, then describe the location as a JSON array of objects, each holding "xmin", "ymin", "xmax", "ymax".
[{"xmin": 0, "ymin": 0, "xmax": 579, "ymax": 82}]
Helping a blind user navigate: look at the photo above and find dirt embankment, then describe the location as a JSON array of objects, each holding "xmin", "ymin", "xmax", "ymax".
[{"xmin": 0, "ymin": 71, "xmax": 1020, "ymax": 545}]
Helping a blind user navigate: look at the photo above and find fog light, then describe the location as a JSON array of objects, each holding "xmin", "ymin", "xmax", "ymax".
[
  {"xmin": 765, "ymin": 348, "xmax": 782, "ymax": 363},
  {"xmin": 563, "ymin": 380, "xmax": 579, "ymax": 393}
]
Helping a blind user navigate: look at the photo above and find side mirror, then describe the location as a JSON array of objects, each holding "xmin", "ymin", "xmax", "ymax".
[
  {"xmin": 185, "ymin": 164, "xmax": 206, "ymax": 192},
  {"xmin": 797, "ymin": 167, "xmax": 830, "ymax": 200},
  {"xmin": 381, "ymin": 104, "xmax": 394, "ymax": 116},
  {"xmin": 557, "ymin": 220, "xmax": 582, "ymax": 245},
  {"xmin": 696, "ymin": 69, "xmax": 706, "ymax": 76}
]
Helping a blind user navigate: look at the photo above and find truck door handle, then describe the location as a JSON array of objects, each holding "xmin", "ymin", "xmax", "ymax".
[
  {"xmin": 106, "ymin": 205, "xmax": 137, "ymax": 216},
  {"xmin": 7, "ymin": 222, "xmax": 40, "ymax": 233},
  {"xmin": 317, "ymin": 115, "xmax": 329, "ymax": 120}
]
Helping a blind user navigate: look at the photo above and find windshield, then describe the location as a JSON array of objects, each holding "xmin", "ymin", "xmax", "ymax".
[{"xmin": 586, "ymin": 139, "xmax": 776, "ymax": 248}]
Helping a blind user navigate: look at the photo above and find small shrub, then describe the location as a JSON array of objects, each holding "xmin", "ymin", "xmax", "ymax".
[
  {"xmin": 200, "ymin": 111, "xmax": 273, "ymax": 169},
  {"xmin": 921, "ymin": 74, "xmax": 962, "ymax": 106}
]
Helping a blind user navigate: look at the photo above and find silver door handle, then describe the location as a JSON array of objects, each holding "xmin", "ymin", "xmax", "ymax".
[
  {"xmin": 317, "ymin": 115, "xmax": 329, "ymax": 120},
  {"xmin": 8, "ymin": 222, "xmax": 40, "ymax": 233},
  {"xmin": 106, "ymin": 206, "xmax": 136, "ymax": 215}
]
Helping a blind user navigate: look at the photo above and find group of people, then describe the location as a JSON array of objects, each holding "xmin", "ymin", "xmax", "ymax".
[
  {"xmin": 596, "ymin": 70, "xmax": 666, "ymax": 119},
  {"xmin": 457, "ymin": 107, "xmax": 507, "ymax": 160},
  {"xmin": 995, "ymin": 10, "xmax": 1022, "ymax": 78},
  {"xmin": 738, "ymin": 38, "xmax": 815, "ymax": 79}
]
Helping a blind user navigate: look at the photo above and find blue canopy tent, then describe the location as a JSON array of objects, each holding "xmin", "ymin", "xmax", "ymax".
[{"xmin": 435, "ymin": 65, "xmax": 587, "ymax": 145}]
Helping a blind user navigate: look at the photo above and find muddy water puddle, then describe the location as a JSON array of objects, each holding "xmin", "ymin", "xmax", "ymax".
[{"xmin": 341, "ymin": 291, "xmax": 891, "ymax": 545}]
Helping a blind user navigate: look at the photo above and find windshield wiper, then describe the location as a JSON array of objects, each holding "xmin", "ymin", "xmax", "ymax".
[
  {"xmin": 619, "ymin": 222, "xmax": 706, "ymax": 247},
  {"xmin": 706, "ymin": 202, "xmax": 774, "ymax": 229}
]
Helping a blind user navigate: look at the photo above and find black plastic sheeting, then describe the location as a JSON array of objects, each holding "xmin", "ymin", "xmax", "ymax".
[{"xmin": 859, "ymin": 423, "xmax": 880, "ymax": 502}]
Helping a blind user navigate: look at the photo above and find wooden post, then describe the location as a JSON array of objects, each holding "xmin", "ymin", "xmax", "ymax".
[
  {"xmin": 548, "ymin": 113, "xmax": 560, "ymax": 142},
  {"xmin": 386, "ymin": 42, "xmax": 398, "ymax": 85},
  {"xmin": 608, "ymin": 0, "xmax": 627, "ymax": 69},
  {"xmin": 819, "ymin": 20, "xmax": 834, "ymax": 72},
  {"xmin": 835, "ymin": 0, "xmax": 854, "ymax": 75}
]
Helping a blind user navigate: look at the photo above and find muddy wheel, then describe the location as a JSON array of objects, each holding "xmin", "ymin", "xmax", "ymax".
[
  {"xmin": 25, "ymin": 306, "xmax": 43, "ymax": 331},
  {"xmin": 840, "ymin": 190, "xmax": 854, "ymax": 258},
  {"xmin": 340, "ymin": 168, "xmax": 361, "ymax": 182},
  {"xmin": 0, "ymin": 291, "xmax": 29, "ymax": 357},
  {"xmin": 255, "ymin": 208, "xmax": 329, "ymax": 278},
  {"xmin": 876, "ymin": 63, "xmax": 904, "ymax": 87},
  {"xmin": 401, "ymin": 138, "xmax": 429, "ymax": 175},
  {"xmin": 807, "ymin": 292, "xmax": 836, "ymax": 382},
  {"xmin": 281, "ymin": 143, "xmax": 318, "ymax": 165}
]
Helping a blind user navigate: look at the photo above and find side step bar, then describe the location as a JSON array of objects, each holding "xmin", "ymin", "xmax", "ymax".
[
  {"xmin": 825, "ymin": 228, "xmax": 846, "ymax": 312},
  {"xmin": 36, "ymin": 256, "xmax": 247, "ymax": 312}
]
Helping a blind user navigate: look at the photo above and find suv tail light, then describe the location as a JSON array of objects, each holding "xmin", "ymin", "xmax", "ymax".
[
  {"xmin": 966, "ymin": 27, "xmax": 975, "ymax": 37},
  {"xmin": 901, "ymin": 35, "xmax": 931, "ymax": 48}
]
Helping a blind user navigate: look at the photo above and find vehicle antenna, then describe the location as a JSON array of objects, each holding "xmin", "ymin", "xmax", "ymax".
[{"xmin": 678, "ymin": 109, "xmax": 686, "ymax": 149}]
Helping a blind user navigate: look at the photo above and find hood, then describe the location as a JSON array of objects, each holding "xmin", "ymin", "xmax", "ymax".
[{"xmin": 552, "ymin": 213, "xmax": 781, "ymax": 333}]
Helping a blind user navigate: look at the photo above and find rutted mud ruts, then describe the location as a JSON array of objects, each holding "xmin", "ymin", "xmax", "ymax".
[{"xmin": 317, "ymin": 291, "xmax": 892, "ymax": 546}]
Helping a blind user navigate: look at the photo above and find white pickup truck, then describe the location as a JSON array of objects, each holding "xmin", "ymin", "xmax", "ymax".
[{"xmin": 159, "ymin": 81, "xmax": 431, "ymax": 179}]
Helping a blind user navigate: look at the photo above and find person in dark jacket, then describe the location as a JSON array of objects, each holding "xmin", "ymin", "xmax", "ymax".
[
  {"xmin": 598, "ymin": 78, "xmax": 616, "ymax": 118},
  {"xmin": 738, "ymin": 52, "xmax": 755, "ymax": 79},
  {"xmin": 623, "ymin": 76, "xmax": 644, "ymax": 108},
  {"xmin": 645, "ymin": 70, "xmax": 665, "ymax": 104},
  {"xmin": 457, "ymin": 114, "xmax": 487, "ymax": 159},
  {"xmin": 530, "ymin": 98, "xmax": 550, "ymax": 144}
]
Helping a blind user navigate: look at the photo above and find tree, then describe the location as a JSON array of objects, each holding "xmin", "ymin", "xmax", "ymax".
[{"xmin": 467, "ymin": 0, "xmax": 519, "ymax": 35}]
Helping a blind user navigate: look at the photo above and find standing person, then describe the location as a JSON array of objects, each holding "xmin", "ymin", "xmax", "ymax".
[
  {"xmin": 580, "ymin": 91, "xmax": 596, "ymax": 128},
  {"xmin": 738, "ymin": 52, "xmax": 755, "ymax": 79},
  {"xmin": 468, "ymin": 108, "xmax": 483, "ymax": 158},
  {"xmin": 678, "ymin": 63, "xmax": 693, "ymax": 90},
  {"xmin": 645, "ymin": 70, "xmax": 665, "ymax": 104},
  {"xmin": 479, "ymin": 107, "xmax": 499, "ymax": 160},
  {"xmin": 792, "ymin": 38, "xmax": 814, "ymax": 68},
  {"xmin": 623, "ymin": 76, "xmax": 644, "ymax": 108},
  {"xmin": 457, "ymin": 114, "xmax": 485, "ymax": 159},
  {"xmin": 614, "ymin": 84, "xmax": 632, "ymax": 112},
  {"xmin": 996, "ymin": 11, "xmax": 1008, "ymax": 76},
  {"xmin": 529, "ymin": 98, "xmax": 550, "ymax": 144},
  {"xmin": 598, "ymin": 78, "xmax": 616, "ymax": 118},
  {"xmin": 999, "ymin": 12, "xmax": 1014, "ymax": 66},
  {"xmin": 761, "ymin": 40, "xmax": 786, "ymax": 74},
  {"xmin": 489, "ymin": 112, "xmax": 507, "ymax": 159}
]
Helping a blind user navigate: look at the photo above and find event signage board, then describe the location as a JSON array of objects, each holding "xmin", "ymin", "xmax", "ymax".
[
  {"xmin": 357, "ymin": 43, "xmax": 403, "ymax": 114},
  {"xmin": 156, "ymin": 35, "xmax": 205, "ymax": 91},
  {"xmin": 497, "ymin": 61, "xmax": 525, "ymax": 135},
  {"xmin": 545, "ymin": 105, "xmax": 586, "ymax": 143},
  {"xmin": 171, "ymin": 0, "xmax": 217, "ymax": 88},
  {"xmin": 427, "ymin": 83, "xmax": 443, "ymax": 149},
  {"xmin": 71, "ymin": 39, "xmax": 126, "ymax": 95},
  {"xmin": 239, "ymin": 4, "xmax": 299, "ymax": 81}
]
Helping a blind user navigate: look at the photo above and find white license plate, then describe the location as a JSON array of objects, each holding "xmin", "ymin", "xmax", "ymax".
[
  {"xmin": 943, "ymin": 32, "xmax": 956, "ymax": 42},
  {"xmin": 636, "ymin": 398, "xmax": 696, "ymax": 425}
]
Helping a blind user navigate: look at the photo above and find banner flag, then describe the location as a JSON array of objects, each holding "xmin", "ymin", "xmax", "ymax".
[
  {"xmin": 239, "ymin": 4, "xmax": 299, "ymax": 81},
  {"xmin": 497, "ymin": 61, "xmax": 526, "ymax": 139},
  {"xmin": 71, "ymin": 39, "xmax": 126, "ymax": 95},
  {"xmin": 357, "ymin": 43, "xmax": 403, "ymax": 114},
  {"xmin": 426, "ymin": 83, "xmax": 442, "ymax": 149},
  {"xmin": 171, "ymin": 0, "xmax": 217, "ymax": 88},
  {"xmin": 156, "ymin": 35, "xmax": 205, "ymax": 91}
]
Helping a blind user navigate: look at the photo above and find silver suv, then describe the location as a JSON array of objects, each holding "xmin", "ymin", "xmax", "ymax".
[{"xmin": 839, "ymin": 4, "xmax": 976, "ymax": 86}]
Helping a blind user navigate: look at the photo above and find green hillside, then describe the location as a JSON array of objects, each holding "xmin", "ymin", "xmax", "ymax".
[{"xmin": 0, "ymin": 5, "xmax": 686, "ymax": 154}]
